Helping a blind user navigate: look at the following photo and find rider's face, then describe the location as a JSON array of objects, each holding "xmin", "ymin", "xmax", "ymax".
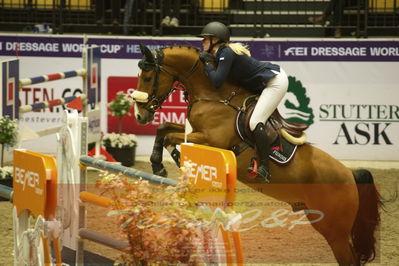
[
  {"xmin": 201, "ymin": 37, "xmax": 211, "ymax": 51},
  {"xmin": 202, "ymin": 37, "xmax": 220, "ymax": 53}
]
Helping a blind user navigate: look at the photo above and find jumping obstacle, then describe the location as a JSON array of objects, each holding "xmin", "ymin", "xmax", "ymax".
[
  {"xmin": 0, "ymin": 46, "xmax": 101, "ymax": 145},
  {"xmin": 12, "ymin": 149, "xmax": 61, "ymax": 265},
  {"xmin": 11, "ymin": 110, "xmax": 244, "ymax": 265},
  {"xmin": 0, "ymin": 46, "xmax": 101, "ymax": 264},
  {"xmin": 75, "ymin": 145, "xmax": 244, "ymax": 265},
  {"xmin": 180, "ymin": 143, "xmax": 244, "ymax": 265},
  {"xmin": 56, "ymin": 110, "xmax": 184, "ymax": 262},
  {"xmin": 18, "ymin": 94, "xmax": 87, "ymax": 114},
  {"xmin": 0, "ymin": 184, "xmax": 12, "ymax": 200},
  {"xmin": 19, "ymin": 68, "xmax": 86, "ymax": 87},
  {"xmin": 80, "ymin": 155, "xmax": 179, "ymax": 186},
  {"xmin": 73, "ymin": 108, "xmax": 243, "ymax": 264}
]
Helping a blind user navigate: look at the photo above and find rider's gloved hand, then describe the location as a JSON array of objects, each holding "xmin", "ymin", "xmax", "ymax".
[{"xmin": 199, "ymin": 52, "xmax": 214, "ymax": 65}]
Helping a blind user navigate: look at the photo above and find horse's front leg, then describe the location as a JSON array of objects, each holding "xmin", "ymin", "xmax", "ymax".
[
  {"xmin": 151, "ymin": 122, "xmax": 185, "ymax": 176},
  {"xmin": 163, "ymin": 131, "xmax": 209, "ymax": 167}
]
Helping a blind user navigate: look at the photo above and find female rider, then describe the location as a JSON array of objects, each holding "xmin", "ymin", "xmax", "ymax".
[{"xmin": 198, "ymin": 21, "xmax": 289, "ymax": 183}]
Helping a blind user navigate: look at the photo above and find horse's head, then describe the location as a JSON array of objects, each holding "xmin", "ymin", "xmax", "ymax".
[
  {"xmin": 131, "ymin": 44, "xmax": 175, "ymax": 125},
  {"xmin": 132, "ymin": 44, "xmax": 200, "ymax": 125}
]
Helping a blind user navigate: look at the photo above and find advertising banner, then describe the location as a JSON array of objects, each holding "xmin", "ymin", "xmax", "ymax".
[
  {"xmin": 107, "ymin": 77, "xmax": 187, "ymax": 135},
  {"xmin": 0, "ymin": 34, "xmax": 398, "ymax": 160}
]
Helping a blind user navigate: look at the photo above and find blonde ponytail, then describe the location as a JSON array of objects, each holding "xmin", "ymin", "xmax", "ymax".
[{"xmin": 227, "ymin": 42, "xmax": 251, "ymax": 56}]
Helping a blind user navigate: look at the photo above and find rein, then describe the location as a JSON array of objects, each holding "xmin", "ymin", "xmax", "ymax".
[
  {"xmin": 139, "ymin": 48, "xmax": 200, "ymax": 113},
  {"xmin": 139, "ymin": 46, "xmax": 242, "ymax": 120},
  {"xmin": 139, "ymin": 45, "xmax": 249, "ymax": 156}
]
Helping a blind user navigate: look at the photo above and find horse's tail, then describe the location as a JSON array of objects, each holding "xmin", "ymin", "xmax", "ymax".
[{"xmin": 352, "ymin": 169, "xmax": 382, "ymax": 264}]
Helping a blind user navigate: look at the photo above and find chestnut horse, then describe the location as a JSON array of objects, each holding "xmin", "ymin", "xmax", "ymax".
[{"xmin": 132, "ymin": 44, "xmax": 381, "ymax": 265}]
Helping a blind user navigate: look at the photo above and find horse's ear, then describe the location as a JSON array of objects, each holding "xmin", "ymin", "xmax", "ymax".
[
  {"xmin": 139, "ymin": 43, "xmax": 154, "ymax": 62},
  {"xmin": 139, "ymin": 43, "xmax": 147, "ymax": 54}
]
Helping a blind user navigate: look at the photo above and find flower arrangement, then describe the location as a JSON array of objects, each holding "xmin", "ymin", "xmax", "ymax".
[
  {"xmin": 0, "ymin": 166, "xmax": 13, "ymax": 180},
  {"xmin": 108, "ymin": 91, "xmax": 134, "ymax": 133},
  {"xmin": 105, "ymin": 91, "xmax": 138, "ymax": 148},
  {"xmin": 97, "ymin": 169, "xmax": 218, "ymax": 265},
  {"xmin": 105, "ymin": 91, "xmax": 138, "ymax": 166},
  {"xmin": 0, "ymin": 116, "xmax": 19, "ymax": 168},
  {"xmin": 102, "ymin": 132, "xmax": 137, "ymax": 148}
]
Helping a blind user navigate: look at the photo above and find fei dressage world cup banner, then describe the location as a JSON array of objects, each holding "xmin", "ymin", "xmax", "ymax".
[{"xmin": 0, "ymin": 34, "xmax": 398, "ymax": 160}]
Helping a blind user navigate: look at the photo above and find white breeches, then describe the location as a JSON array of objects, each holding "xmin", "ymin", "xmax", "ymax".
[{"xmin": 249, "ymin": 68, "xmax": 288, "ymax": 131}]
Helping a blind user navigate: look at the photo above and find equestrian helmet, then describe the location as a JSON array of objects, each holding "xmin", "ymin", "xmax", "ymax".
[{"xmin": 198, "ymin": 21, "xmax": 230, "ymax": 42}]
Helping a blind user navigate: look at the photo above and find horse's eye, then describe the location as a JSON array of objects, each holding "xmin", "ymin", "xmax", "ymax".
[{"xmin": 143, "ymin": 77, "xmax": 152, "ymax": 82}]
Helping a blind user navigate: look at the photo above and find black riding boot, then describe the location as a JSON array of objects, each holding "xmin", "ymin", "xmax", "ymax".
[{"xmin": 253, "ymin": 122, "xmax": 271, "ymax": 183}]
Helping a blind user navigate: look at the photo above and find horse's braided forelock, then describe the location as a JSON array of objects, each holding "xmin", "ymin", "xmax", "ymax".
[
  {"xmin": 138, "ymin": 48, "xmax": 164, "ymax": 71},
  {"xmin": 155, "ymin": 48, "xmax": 164, "ymax": 65},
  {"xmin": 138, "ymin": 59, "xmax": 156, "ymax": 71}
]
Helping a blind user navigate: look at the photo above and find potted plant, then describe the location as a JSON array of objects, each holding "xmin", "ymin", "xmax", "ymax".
[
  {"xmin": 103, "ymin": 133, "xmax": 137, "ymax": 167},
  {"xmin": 104, "ymin": 91, "xmax": 137, "ymax": 167},
  {"xmin": 0, "ymin": 166, "xmax": 13, "ymax": 187},
  {"xmin": 0, "ymin": 116, "xmax": 18, "ymax": 190}
]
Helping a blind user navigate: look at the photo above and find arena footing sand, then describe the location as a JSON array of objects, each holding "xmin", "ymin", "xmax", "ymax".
[{"xmin": 1, "ymin": 159, "xmax": 398, "ymax": 265}]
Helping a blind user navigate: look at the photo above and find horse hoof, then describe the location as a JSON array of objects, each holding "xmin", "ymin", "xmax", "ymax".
[
  {"xmin": 152, "ymin": 163, "xmax": 168, "ymax": 177},
  {"xmin": 155, "ymin": 168, "xmax": 168, "ymax": 177}
]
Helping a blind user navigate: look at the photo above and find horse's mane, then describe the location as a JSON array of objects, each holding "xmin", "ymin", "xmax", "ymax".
[
  {"xmin": 161, "ymin": 45, "xmax": 200, "ymax": 55},
  {"xmin": 161, "ymin": 45, "xmax": 243, "ymax": 95},
  {"xmin": 140, "ymin": 45, "xmax": 200, "ymax": 70}
]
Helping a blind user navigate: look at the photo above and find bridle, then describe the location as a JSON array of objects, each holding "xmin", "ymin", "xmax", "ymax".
[
  {"xmin": 137, "ymin": 48, "xmax": 200, "ymax": 113},
  {"xmin": 136, "ymin": 46, "xmax": 241, "ymax": 119}
]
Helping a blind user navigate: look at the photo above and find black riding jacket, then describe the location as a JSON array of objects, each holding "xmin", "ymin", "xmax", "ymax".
[{"xmin": 204, "ymin": 45, "xmax": 280, "ymax": 94}]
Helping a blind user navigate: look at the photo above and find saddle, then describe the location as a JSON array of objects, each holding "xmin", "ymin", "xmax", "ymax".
[{"xmin": 234, "ymin": 96, "xmax": 309, "ymax": 164}]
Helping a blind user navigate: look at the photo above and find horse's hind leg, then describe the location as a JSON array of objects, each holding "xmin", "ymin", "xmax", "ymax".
[
  {"xmin": 307, "ymin": 213, "xmax": 358, "ymax": 265},
  {"xmin": 322, "ymin": 231, "xmax": 358, "ymax": 266},
  {"xmin": 324, "ymin": 234, "xmax": 357, "ymax": 266},
  {"xmin": 305, "ymin": 184, "xmax": 359, "ymax": 265},
  {"xmin": 150, "ymin": 122, "xmax": 185, "ymax": 176}
]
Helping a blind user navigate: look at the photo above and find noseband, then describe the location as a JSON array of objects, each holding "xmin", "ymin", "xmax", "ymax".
[{"xmin": 138, "ymin": 48, "xmax": 200, "ymax": 113}]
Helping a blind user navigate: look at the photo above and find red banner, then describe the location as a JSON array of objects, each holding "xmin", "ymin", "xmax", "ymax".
[{"xmin": 107, "ymin": 76, "xmax": 188, "ymax": 135}]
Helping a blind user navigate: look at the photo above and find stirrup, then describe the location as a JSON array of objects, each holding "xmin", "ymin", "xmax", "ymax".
[
  {"xmin": 257, "ymin": 165, "xmax": 271, "ymax": 184},
  {"xmin": 247, "ymin": 158, "xmax": 258, "ymax": 179},
  {"xmin": 247, "ymin": 158, "xmax": 271, "ymax": 183}
]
